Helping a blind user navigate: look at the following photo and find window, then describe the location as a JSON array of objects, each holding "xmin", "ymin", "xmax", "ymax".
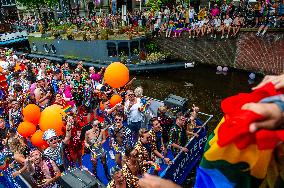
[
  {"xmin": 130, "ymin": 41, "xmax": 139, "ymax": 55},
  {"xmin": 107, "ymin": 42, "xmax": 117, "ymax": 57},
  {"xmin": 118, "ymin": 42, "xmax": 129, "ymax": 56}
]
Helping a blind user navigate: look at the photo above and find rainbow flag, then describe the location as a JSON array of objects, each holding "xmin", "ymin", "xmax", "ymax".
[
  {"xmin": 63, "ymin": 104, "xmax": 72, "ymax": 114},
  {"xmin": 195, "ymin": 83, "xmax": 284, "ymax": 188}
]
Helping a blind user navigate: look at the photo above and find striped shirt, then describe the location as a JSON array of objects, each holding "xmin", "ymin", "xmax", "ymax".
[{"xmin": 44, "ymin": 142, "xmax": 63, "ymax": 166}]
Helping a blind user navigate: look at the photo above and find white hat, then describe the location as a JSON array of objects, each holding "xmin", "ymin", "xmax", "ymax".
[
  {"xmin": 36, "ymin": 76, "xmax": 44, "ymax": 82},
  {"xmin": 43, "ymin": 129, "xmax": 57, "ymax": 141}
]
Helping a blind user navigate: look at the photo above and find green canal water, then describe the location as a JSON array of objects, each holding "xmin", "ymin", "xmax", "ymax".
[{"xmin": 134, "ymin": 64, "xmax": 264, "ymax": 129}]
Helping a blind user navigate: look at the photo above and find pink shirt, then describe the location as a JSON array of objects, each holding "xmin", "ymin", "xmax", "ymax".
[{"xmin": 211, "ymin": 8, "xmax": 220, "ymax": 17}]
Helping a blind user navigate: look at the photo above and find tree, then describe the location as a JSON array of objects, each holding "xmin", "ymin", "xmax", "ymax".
[{"xmin": 17, "ymin": 0, "xmax": 58, "ymax": 18}]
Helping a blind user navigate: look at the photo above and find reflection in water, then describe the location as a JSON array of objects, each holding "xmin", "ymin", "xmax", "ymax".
[{"xmin": 134, "ymin": 64, "xmax": 263, "ymax": 129}]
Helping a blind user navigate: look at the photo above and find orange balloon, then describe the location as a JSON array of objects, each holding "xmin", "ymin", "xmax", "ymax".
[
  {"xmin": 104, "ymin": 62, "xmax": 129, "ymax": 88},
  {"xmin": 39, "ymin": 105, "xmax": 64, "ymax": 136},
  {"xmin": 23, "ymin": 104, "xmax": 41, "ymax": 125},
  {"xmin": 17, "ymin": 122, "xmax": 36, "ymax": 138},
  {"xmin": 100, "ymin": 101, "xmax": 105, "ymax": 111},
  {"xmin": 109, "ymin": 94, "xmax": 122, "ymax": 108},
  {"xmin": 14, "ymin": 63, "xmax": 21, "ymax": 71},
  {"xmin": 0, "ymin": 66, "xmax": 2, "ymax": 73},
  {"xmin": 31, "ymin": 130, "xmax": 48, "ymax": 149}
]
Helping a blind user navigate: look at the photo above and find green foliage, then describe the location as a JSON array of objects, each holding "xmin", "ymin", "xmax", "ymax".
[
  {"xmin": 17, "ymin": 0, "xmax": 58, "ymax": 9},
  {"xmin": 146, "ymin": 0, "xmax": 162, "ymax": 11},
  {"xmin": 146, "ymin": 42, "xmax": 158, "ymax": 53}
]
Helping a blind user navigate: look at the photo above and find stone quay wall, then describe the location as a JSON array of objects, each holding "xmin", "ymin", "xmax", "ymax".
[{"xmin": 153, "ymin": 32, "xmax": 284, "ymax": 75}]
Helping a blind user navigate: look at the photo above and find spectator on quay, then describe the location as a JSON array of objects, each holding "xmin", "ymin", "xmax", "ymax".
[
  {"xmin": 165, "ymin": 20, "xmax": 174, "ymax": 38},
  {"xmin": 188, "ymin": 20, "xmax": 196, "ymax": 38},
  {"xmin": 189, "ymin": 6, "xmax": 196, "ymax": 23},
  {"xmin": 254, "ymin": 1, "xmax": 262, "ymax": 27},
  {"xmin": 221, "ymin": 1, "xmax": 229, "ymax": 18},
  {"xmin": 256, "ymin": 14, "xmax": 276, "ymax": 36},
  {"xmin": 152, "ymin": 20, "xmax": 160, "ymax": 37},
  {"xmin": 232, "ymin": 14, "xmax": 242, "ymax": 36},
  {"xmin": 221, "ymin": 14, "xmax": 233, "ymax": 39},
  {"xmin": 213, "ymin": 16, "xmax": 222, "ymax": 38},
  {"xmin": 211, "ymin": 4, "xmax": 220, "ymax": 17}
]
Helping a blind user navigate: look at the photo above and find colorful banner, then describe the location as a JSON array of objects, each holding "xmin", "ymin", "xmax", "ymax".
[{"xmin": 160, "ymin": 127, "xmax": 207, "ymax": 185}]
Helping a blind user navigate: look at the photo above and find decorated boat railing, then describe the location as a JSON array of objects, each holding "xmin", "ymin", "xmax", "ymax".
[
  {"xmin": 160, "ymin": 112, "xmax": 213, "ymax": 185},
  {"xmin": 0, "ymin": 31, "xmax": 28, "ymax": 45}
]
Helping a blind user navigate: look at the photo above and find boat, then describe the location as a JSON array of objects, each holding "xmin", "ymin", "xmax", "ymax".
[{"xmin": 3, "ymin": 96, "xmax": 212, "ymax": 187}]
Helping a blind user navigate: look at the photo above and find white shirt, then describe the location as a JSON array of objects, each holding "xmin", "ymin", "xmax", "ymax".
[
  {"xmin": 189, "ymin": 9, "xmax": 195, "ymax": 19},
  {"xmin": 214, "ymin": 18, "xmax": 221, "ymax": 27},
  {"xmin": 124, "ymin": 98, "xmax": 143, "ymax": 123},
  {"xmin": 224, "ymin": 18, "xmax": 232, "ymax": 27},
  {"xmin": 197, "ymin": 20, "xmax": 204, "ymax": 27}
]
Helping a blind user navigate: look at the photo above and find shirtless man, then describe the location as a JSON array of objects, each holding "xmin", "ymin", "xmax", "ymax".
[
  {"xmin": 25, "ymin": 149, "xmax": 61, "ymax": 187},
  {"xmin": 34, "ymin": 76, "xmax": 52, "ymax": 110},
  {"xmin": 85, "ymin": 120, "xmax": 110, "ymax": 180}
]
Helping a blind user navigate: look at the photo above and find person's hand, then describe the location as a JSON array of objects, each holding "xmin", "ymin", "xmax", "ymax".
[
  {"xmin": 139, "ymin": 174, "xmax": 181, "ymax": 188},
  {"xmin": 163, "ymin": 157, "xmax": 172, "ymax": 165},
  {"xmin": 46, "ymin": 91, "xmax": 51, "ymax": 98},
  {"xmin": 253, "ymin": 74, "xmax": 284, "ymax": 90},
  {"xmin": 12, "ymin": 170, "xmax": 21, "ymax": 178},
  {"xmin": 41, "ymin": 179, "xmax": 52, "ymax": 186},
  {"xmin": 180, "ymin": 147, "xmax": 188, "ymax": 153},
  {"xmin": 242, "ymin": 103, "xmax": 284, "ymax": 133}
]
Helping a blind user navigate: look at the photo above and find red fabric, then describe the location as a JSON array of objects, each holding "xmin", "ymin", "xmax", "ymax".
[
  {"xmin": 218, "ymin": 82, "xmax": 284, "ymax": 150},
  {"xmin": 221, "ymin": 83, "xmax": 283, "ymax": 115}
]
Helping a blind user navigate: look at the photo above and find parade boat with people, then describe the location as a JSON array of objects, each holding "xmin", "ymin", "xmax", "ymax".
[{"xmin": 0, "ymin": 48, "xmax": 213, "ymax": 188}]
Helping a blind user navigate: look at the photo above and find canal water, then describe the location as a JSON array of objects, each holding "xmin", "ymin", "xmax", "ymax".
[{"xmin": 134, "ymin": 64, "xmax": 264, "ymax": 129}]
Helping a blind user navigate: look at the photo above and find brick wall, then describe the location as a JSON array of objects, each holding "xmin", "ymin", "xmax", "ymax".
[{"xmin": 153, "ymin": 32, "xmax": 284, "ymax": 74}]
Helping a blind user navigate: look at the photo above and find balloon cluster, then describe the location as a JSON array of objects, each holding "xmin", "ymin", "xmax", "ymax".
[{"xmin": 17, "ymin": 104, "xmax": 66, "ymax": 150}]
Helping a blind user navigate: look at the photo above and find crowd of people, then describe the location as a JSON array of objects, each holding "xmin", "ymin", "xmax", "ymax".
[
  {"xmin": 0, "ymin": 48, "xmax": 201, "ymax": 188},
  {"xmin": 6, "ymin": 0, "xmax": 283, "ymax": 39}
]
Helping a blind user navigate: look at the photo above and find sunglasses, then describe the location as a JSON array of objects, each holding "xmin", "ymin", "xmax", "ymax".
[
  {"xmin": 49, "ymin": 137, "xmax": 57, "ymax": 142},
  {"xmin": 115, "ymin": 118, "xmax": 122, "ymax": 121}
]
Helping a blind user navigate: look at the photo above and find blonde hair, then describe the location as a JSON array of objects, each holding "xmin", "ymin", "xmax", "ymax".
[
  {"xmin": 8, "ymin": 135, "xmax": 26, "ymax": 154},
  {"xmin": 134, "ymin": 86, "xmax": 143, "ymax": 97}
]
